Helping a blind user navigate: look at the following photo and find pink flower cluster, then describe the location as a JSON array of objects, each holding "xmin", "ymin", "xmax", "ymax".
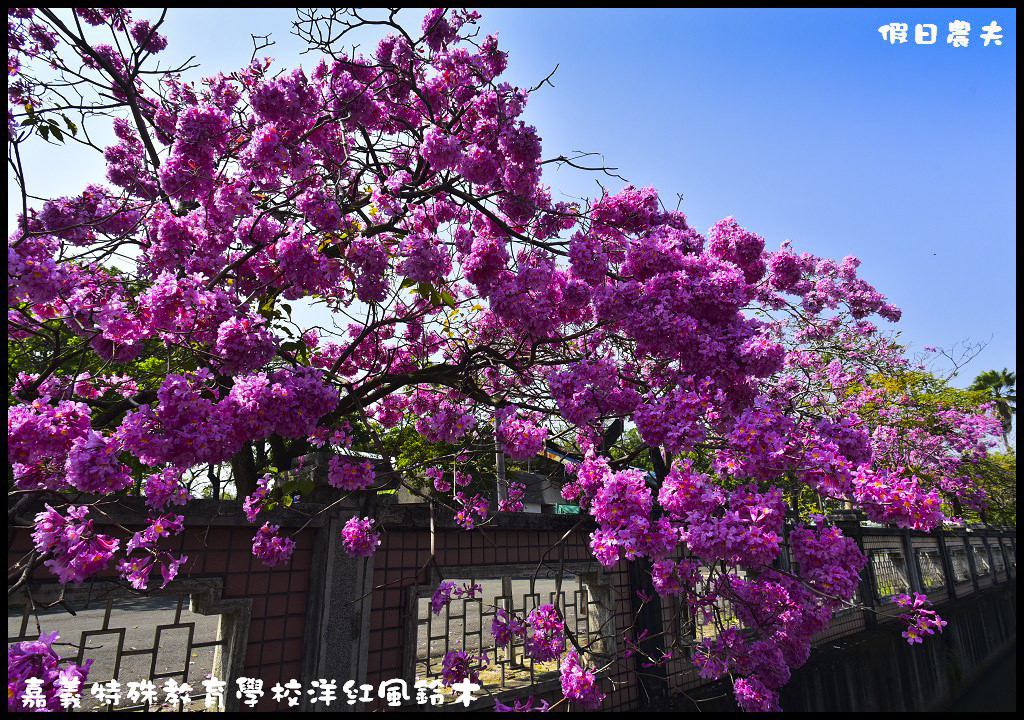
[
  {"xmin": 491, "ymin": 608, "xmax": 528, "ymax": 648},
  {"xmin": 853, "ymin": 468, "xmax": 945, "ymax": 531},
  {"xmin": 426, "ymin": 466, "xmax": 452, "ymax": 493},
  {"xmin": 430, "ymin": 580, "xmax": 483, "ymax": 615},
  {"xmin": 660, "ymin": 461, "xmax": 785, "ymax": 568},
  {"xmin": 440, "ymin": 650, "xmax": 487, "ymax": 687},
  {"xmin": 65, "ymin": 430, "xmax": 133, "ymax": 494},
  {"xmin": 789, "ymin": 518, "xmax": 867, "ymax": 604},
  {"xmin": 497, "ymin": 480, "xmax": 526, "ymax": 513},
  {"xmin": 633, "ymin": 381, "xmax": 711, "ymax": 455},
  {"xmin": 430, "ymin": 581, "xmax": 457, "ymax": 615},
  {"xmin": 8, "ymin": 398, "xmax": 91, "ymax": 490},
  {"xmin": 243, "ymin": 473, "xmax": 273, "ymax": 522},
  {"xmin": 495, "ymin": 407, "xmax": 547, "ymax": 461},
  {"xmin": 397, "ymin": 231, "xmax": 452, "ymax": 283},
  {"xmin": 895, "ymin": 593, "xmax": 947, "ymax": 644},
  {"xmin": 144, "ymin": 467, "xmax": 192, "ymax": 512},
  {"xmin": 327, "ymin": 456, "xmax": 376, "ymax": 491},
  {"xmin": 588, "ymin": 467, "xmax": 676, "ymax": 567},
  {"xmin": 31, "ymin": 505, "xmax": 120, "ymax": 584},
  {"xmin": 341, "ymin": 516, "xmax": 380, "ymax": 558},
  {"xmin": 213, "ymin": 314, "xmax": 278, "ymax": 375},
  {"xmin": 524, "ymin": 604, "xmax": 564, "ymax": 662},
  {"xmin": 560, "ymin": 649, "xmax": 605, "ymax": 709},
  {"xmin": 118, "ymin": 547, "xmax": 187, "ymax": 591},
  {"xmin": 454, "ymin": 492, "xmax": 489, "ymax": 530},
  {"xmin": 7, "ymin": 631, "xmax": 93, "ymax": 712},
  {"xmin": 415, "ymin": 401, "xmax": 477, "ymax": 443},
  {"xmin": 118, "ymin": 368, "xmax": 338, "ymax": 470},
  {"xmin": 547, "ymin": 358, "xmax": 640, "ymax": 427},
  {"xmin": 252, "ymin": 523, "xmax": 296, "ymax": 568}
]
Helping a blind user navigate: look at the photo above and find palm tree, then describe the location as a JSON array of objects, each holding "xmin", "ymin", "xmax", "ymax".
[{"xmin": 970, "ymin": 368, "xmax": 1016, "ymax": 449}]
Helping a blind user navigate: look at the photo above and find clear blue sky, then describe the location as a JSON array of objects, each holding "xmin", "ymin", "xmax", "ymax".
[{"xmin": 12, "ymin": 9, "xmax": 1016, "ymax": 389}]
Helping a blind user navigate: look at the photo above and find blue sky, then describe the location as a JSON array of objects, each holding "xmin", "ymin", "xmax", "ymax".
[{"xmin": 12, "ymin": 9, "xmax": 1016, "ymax": 389}]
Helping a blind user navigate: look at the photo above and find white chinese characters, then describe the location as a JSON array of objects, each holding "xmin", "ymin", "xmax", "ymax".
[
  {"xmin": 878, "ymin": 19, "xmax": 1006, "ymax": 47},
  {"xmin": 23, "ymin": 674, "xmax": 481, "ymax": 709}
]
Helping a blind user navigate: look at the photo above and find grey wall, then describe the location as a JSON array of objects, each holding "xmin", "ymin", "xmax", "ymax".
[{"xmin": 675, "ymin": 582, "xmax": 1016, "ymax": 712}]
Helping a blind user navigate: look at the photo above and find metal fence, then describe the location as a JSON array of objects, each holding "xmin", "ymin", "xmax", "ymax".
[
  {"xmin": 870, "ymin": 549, "xmax": 911, "ymax": 601},
  {"xmin": 972, "ymin": 544, "xmax": 992, "ymax": 577},
  {"xmin": 915, "ymin": 548, "xmax": 946, "ymax": 591},
  {"xmin": 949, "ymin": 546, "xmax": 971, "ymax": 583}
]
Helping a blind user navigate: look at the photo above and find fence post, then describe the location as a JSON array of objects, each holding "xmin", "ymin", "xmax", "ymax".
[
  {"xmin": 962, "ymin": 533, "xmax": 980, "ymax": 592},
  {"xmin": 627, "ymin": 559, "xmax": 668, "ymax": 702},
  {"xmin": 901, "ymin": 529, "xmax": 922, "ymax": 593},
  {"xmin": 301, "ymin": 504, "xmax": 376, "ymax": 712},
  {"xmin": 578, "ymin": 568, "xmax": 617, "ymax": 660},
  {"xmin": 935, "ymin": 532, "xmax": 957, "ymax": 603},
  {"xmin": 852, "ymin": 527, "xmax": 877, "ymax": 629},
  {"xmin": 295, "ymin": 453, "xmax": 377, "ymax": 712},
  {"xmin": 981, "ymin": 536, "xmax": 996, "ymax": 585}
]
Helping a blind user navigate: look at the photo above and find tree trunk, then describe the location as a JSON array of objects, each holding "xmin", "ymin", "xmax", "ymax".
[{"xmin": 231, "ymin": 444, "xmax": 258, "ymax": 498}]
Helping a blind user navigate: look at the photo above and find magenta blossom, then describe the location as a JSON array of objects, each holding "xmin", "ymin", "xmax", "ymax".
[
  {"xmin": 252, "ymin": 523, "xmax": 295, "ymax": 567},
  {"xmin": 341, "ymin": 516, "xmax": 380, "ymax": 558},
  {"xmin": 8, "ymin": 631, "xmax": 92, "ymax": 711},
  {"xmin": 560, "ymin": 649, "xmax": 605, "ymax": 710}
]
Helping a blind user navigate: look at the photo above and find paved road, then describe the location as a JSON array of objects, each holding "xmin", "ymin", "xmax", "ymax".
[{"xmin": 9, "ymin": 594, "xmax": 219, "ymax": 711}]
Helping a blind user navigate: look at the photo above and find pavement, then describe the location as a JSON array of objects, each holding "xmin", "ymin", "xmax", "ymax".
[{"xmin": 9, "ymin": 594, "xmax": 219, "ymax": 711}]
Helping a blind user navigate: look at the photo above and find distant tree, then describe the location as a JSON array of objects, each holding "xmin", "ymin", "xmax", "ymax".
[
  {"xmin": 970, "ymin": 369, "xmax": 1016, "ymax": 448},
  {"xmin": 962, "ymin": 450, "xmax": 1016, "ymax": 526}
]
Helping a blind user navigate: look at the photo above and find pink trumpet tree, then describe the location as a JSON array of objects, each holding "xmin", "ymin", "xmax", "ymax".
[{"xmin": 8, "ymin": 7, "xmax": 1001, "ymax": 711}]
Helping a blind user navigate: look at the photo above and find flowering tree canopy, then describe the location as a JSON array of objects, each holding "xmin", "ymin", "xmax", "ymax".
[{"xmin": 7, "ymin": 8, "xmax": 1004, "ymax": 712}]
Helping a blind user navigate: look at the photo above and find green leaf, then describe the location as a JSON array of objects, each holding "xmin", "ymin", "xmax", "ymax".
[
  {"xmin": 49, "ymin": 125, "xmax": 64, "ymax": 143},
  {"xmin": 400, "ymin": 278, "xmax": 418, "ymax": 290},
  {"xmin": 61, "ymin": 114, "xmax": 78, "ymax": 136},
  {"xmin": 281, "ymin": 303, "xmax": 292, "ymax": 316},
  {"xmin": 439, "ymin": 291, "xmax": 456, "ymax": 309},
  {"xmin": 38, "ymin": 126, "xmax": 49, "ymax": 141},
  {"xmin": 282, "ymin": 495, "xmax": 293, "ymax": 507},
  {"xmin": 298, "ymin": 477, "xmax": 314, "ymax": 495},
  {"xmin": 258, "ymin": 304, "xmax": 281, "ymax": 321}
]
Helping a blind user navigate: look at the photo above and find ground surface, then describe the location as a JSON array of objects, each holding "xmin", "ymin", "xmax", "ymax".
[{"xmin": 9, "ymin": 594, "xmax": 219, "ymax": 711}]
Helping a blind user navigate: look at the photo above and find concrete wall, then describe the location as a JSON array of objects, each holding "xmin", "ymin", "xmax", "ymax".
[
  {"xmin": 674, "ymin": 581, "xmax": 1016, "ymax": 712},
  {"xmin": 780, "ymin": 583, "xmax": 1016, "ymax": 712},
  {"xmin": 10, "ymin": 486, "xmax": 1015, "ymax": 713}
]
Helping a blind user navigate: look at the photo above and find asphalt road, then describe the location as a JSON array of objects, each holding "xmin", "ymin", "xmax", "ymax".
[{"xmin": 9, "ymin": 594, "xmax": 219, "ymax": 711}]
